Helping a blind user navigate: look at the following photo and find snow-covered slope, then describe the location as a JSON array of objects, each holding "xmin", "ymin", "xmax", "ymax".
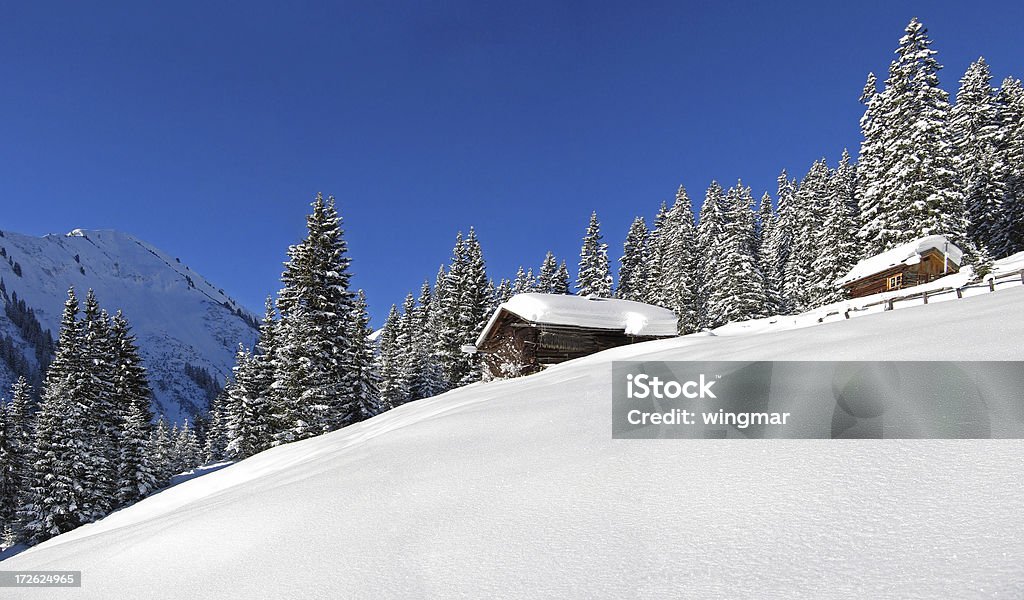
[
  {"xmin": 0, "ymin": 228, "xmax": 258, "ymax": 421},
  {"xmin": 4, "ymin": 286, "xmax": 1024, "ymax": 599}
]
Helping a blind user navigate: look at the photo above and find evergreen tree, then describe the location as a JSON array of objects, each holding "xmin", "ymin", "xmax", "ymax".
[
  {"xmin": 226, "ymin": 346, "xmax": 265, "ymax": 459},
  {"xmin": 0, "ymin": 400, "xmax": 14, "ymax": 539},
  {"xmin": 656, "ymin": 186, "xmax": 701, "ymax": 333},
  {"xmin": 150, "ymin": 416, "xmax": 175, "ymax": 485},
  {"xmin": 273, "ymin": 193, "xmax": 357, "ymax": 442},
  {"xmin": 21, "ymin": 289, "xmax": 91, "ymax": 543},
  {"xmin": 553, "ymin": 261, "xmax": 571, "ymax": 295},
  {"xmin": 784, "ymin": 160, "xmax": 831, "ymax": 312},
  {"xmin": 408, "ymin": 281, "xmax": 445, "ymax": 400},
  {"xmin": 762, "ymin": 171, "xmax": 796, "ymax": 314},
  {"xmin": 576, "ymin": 212, "xmax": 612, "ymax": 297},
  {"xmin": 203, "ymin": 388, "xmax": 230, "ymax": 463},
  {"xmin": 494, "ymin": 278, "xmax": 513, "ymax": 303},
  {"xmin": 376, "ymin": 305, "xmax": 405, "ymax": 410},
  {"xmin": 704, "ymin": 182, "xmax": 766, "ymax": 327},
  {"xmin": 537, "ymin": 252, "xmax": 560, "ymax": 294},
  {"xmin": 344, "ymin": 290, "xmax": 380, "ymax": 420},
  {"xmin": 952, "ymin": 58, "xmax": 1007, "ymax": 255},
  {"xmin": 109, "ymin": 311, "xmax": 156, "ymax": 506},
  {"xmin": 756, "ymin": 193, "xmax": 777, "ymax": 314},
  {"xmin": 696, "ymin": 182, "xmax": 727, "ymax": 327},
  {"xmin": 173, "ymin": 420, "xmax": 201, "ymax": 474},
  {"xmin": 644, "ymin": 202, "xmax": 670, "ymax": 308},
  {"xmin": 997, "ymin": 77, "xmax": 1024, "ymax": 255},
  {"xmin": 857, "ymin": 18, "xmax": 965, "ymax": 253},
  {"xmin": 811, "ymin": 160, "xmax": 862, "ymax": 305},
  {"xmin": 453, "ymin": 228, "xmax": 490, "ymax": 386},
  {"xmin": 511, "ymin": 266, "xmax": 535, "ymax": 295},
  {"xmin": 616, "ymin": 217, "xmax": 649, "ymax": 302},
  {"xmin": 2, "ymin": 377, "xmax": 33, "ymax": 544},
  {"xmin": 79, "ymin": 292, "xmax": 118, "ymax": 522},
  {"xmin": 116, "ymin": 402, "xmax": 157, "ymax": 505}
]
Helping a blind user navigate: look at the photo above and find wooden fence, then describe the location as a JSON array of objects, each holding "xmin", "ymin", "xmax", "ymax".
[{"xmin": 816, "ymin": 268, "xmax": 1024, "ymax": 323}]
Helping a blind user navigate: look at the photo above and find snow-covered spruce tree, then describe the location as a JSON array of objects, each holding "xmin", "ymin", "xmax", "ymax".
[
  {"xmin": 756, "ymin": 193, "xmax": 777, "ymax": 315},
  {"xmin": 761, "ymin": 171, "xmax": 796, "ymax": 314},
  {"xmin": 173, "ymin": 419, "xmax": 201, "ymax": 475},
  {"xmin": 576, "ymin": 212, "xmax": 612, "ymax": 297},
  {"xmin": 2, "ymin": 377, "xmax": 33, "ymax": 544},
  {"xmin": 696, "ymin": 182, "xmax": 726, "ymax": 328},
  {"xmin": 616, "ymin": 217, "xmax": 650, "ymax": 302},
  {"xmin": 643, "ymin": 202, "xmax": 670, "ymax": 308},
  {"xmin": 395, "ymin": 291, "xmax": 417, "ymax": 400},
  {"xmin": 203, "ymin": 387, "xmax": 230, "ymax": 464},
  {"xmin": 784, "ymin": 160, "xmax": 831, "ymax": 312},
  {"xmin": 0, "ymin": 400, "xmax": 14, "ymax": 541},
  {"xmin": 997, "ymin": 77, "xmax": 1024, "ymax": 255},
  {"xmin": 116, "ymin": 402, "xmax": 156, "ymax": 505},
  {"xmin": 273, "ymin": 193, "xmax": 362, "ymax": 442},
  {"xmin": 375, "ymin": 305, "xmax": 404, "ymax": 410},
  {"xmin": 858, "ymin": 18, "xmax": 965, "ymax": 253},
  {"xmin": 21, "ymin": 289, "xmax": 91, "ymax": 543},
  {"xmin": 345, "ymin": 290, "xmax": 380, "ymax": 420},
  {"xmin": 406, "ymin": 280, "xmax": 445, "ymax": 402},
  {"xmin": 703, "ymin": 182, "xmax": 766, "ymax": 327},
  {"xmin": 657, "ymin": 186, "xmax": 701, "ymax": 333},
  {"xmin": 553, "ymin": 261, "xmax": 571, "ymax": 295},
  {"xmin": 810, "ymin": 161, "xmax": 862, "ymax": 306},
  {"xmin": 225, "ymin": 346, "xmax": 260, "ymax": 460},
  {"xmin": 856, "ymin": 71, "xmax": 894, "ymax": 256},
  {"xmin": 952, "ymin": 58, "xmax": 1008, "ymax": 256},
  {"xmin": 494, "ymin": 278, "xmax": 513, "ymax": 303},
  {"xmin": 511, "ymin": 266, "xmax": 536, "ymax": 295},
  {"xmin": 79, "ymin": 292, "xmax": 119, "ymax": 522},
  {"xmin": 454, "ymin": 228, "xmax": 490, "ymax": 386},
  {"xmin": 149, "ymin": 416, "xmax": 174, "ymax": 485},
  {"xmin": 226, "ymin": 296, "xmax": 281, "ymax": 459},
  {"xmin": 537, "ymin": 252, "xmax": 559, "ymax": 294},
  {"xmin": 432, "ymin": 228, "xmax": 490, "ymax": 388},
  {"xmin": 109, "ymin": 311, "xmax": 156, "ymax": 506}
]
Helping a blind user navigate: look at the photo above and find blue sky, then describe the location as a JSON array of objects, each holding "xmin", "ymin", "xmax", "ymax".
[{"xmin": 2, "ymin": 1, "xmax": 1022, "ymax": 325}]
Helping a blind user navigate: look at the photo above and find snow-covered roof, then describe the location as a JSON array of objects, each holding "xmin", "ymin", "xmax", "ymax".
[
  {"xmin": 837, "ymin": 235, "xmax": 963, "ymax": 286},
  {"xmin": 476, "ymin": 293, "xmax": 678, "ymax": 346}
]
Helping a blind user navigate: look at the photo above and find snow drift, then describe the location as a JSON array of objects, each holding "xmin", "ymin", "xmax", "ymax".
[{"xmin": 4, "ymin": 287, "xmax": 1024, "ymax": 599}]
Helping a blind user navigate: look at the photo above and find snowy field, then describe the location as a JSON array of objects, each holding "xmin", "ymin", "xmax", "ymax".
[{"xmin": 4, "ymin": 287, "xmax": 1024, "ymax": 599}]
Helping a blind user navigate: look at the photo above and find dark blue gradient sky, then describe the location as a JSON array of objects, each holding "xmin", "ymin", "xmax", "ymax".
[{"xmin": 2, "ymin": 1, "xmax": 1022, "ymax": 324}]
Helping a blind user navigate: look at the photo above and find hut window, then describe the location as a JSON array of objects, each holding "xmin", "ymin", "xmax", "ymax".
[{"xmin": 887, "ymin": 274, "xmax": 903, "ymax": 290}]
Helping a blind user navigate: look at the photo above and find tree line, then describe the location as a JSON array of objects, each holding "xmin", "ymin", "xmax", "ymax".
[{"xmin": 0, "ymin": 290, "xmax": 204, "ymax": 549}]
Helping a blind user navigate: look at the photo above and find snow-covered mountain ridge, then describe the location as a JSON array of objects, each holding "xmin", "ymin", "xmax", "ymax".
[
  {"xmin": 4, "ymin": 285, "xmax": 1023, "ymax": 599},
  {"xmin": 0, "ymin": 228, "xmax": 259, "ymax": 421}
]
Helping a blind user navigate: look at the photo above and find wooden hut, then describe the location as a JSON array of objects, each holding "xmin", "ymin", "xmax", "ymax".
[
  {"xmin": 466, "ymin": 293, "xmax": 678, "ymax": 378},
  {"xmin": 837, "ymin": 235, "xmax": 963, "ymax": 298}
]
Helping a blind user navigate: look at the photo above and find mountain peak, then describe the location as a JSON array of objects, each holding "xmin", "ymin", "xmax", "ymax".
[{"xmin": 0, "ymin": 227, "xmax": 258, "ymax": 421}]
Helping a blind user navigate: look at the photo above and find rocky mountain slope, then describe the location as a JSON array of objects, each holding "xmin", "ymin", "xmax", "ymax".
[{"xmin": 0, "ymin": 228, "xmax": 259, "ymax": 422}]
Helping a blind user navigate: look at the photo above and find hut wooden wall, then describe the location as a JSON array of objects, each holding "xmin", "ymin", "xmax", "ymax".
[
  {"xmin": 478, "ymin": 310, "xmax": 669, "ymax": 378},
  {"xmin": 843, "ymin": 249, "xmax": 959, "ymax": 298}
]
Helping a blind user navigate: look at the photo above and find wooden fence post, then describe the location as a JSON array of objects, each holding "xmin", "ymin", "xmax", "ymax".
[
  {"xmin": 956, "ymin": 288, "xmax": 963, "ymax": 299},
  {"xmin": 885, "ymin": 299, "xmax": 894, "ymax": 311},
  {"xmin": 922, "ymin": 291, "xmax": 928, "ymax": 304},
  {"xmin": 1019, "ymin": 269, "xmax": 1024, "ymax": 284},
  {"xmin": 844, "ymin": 309, "xmax": 850, "ymax": 319},
  {"xmin": 989, "ymin": 279, "xmax": 996, "ymax": 292}
]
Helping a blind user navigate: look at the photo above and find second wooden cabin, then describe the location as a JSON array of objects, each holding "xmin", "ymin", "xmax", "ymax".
[
  {"xmin": 467, "ymin": 293, "xmax": 678, "ymax": 378},
  {"xmin": 837, "ymin": 235, "xmax": 963, "ymax": 298}
]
